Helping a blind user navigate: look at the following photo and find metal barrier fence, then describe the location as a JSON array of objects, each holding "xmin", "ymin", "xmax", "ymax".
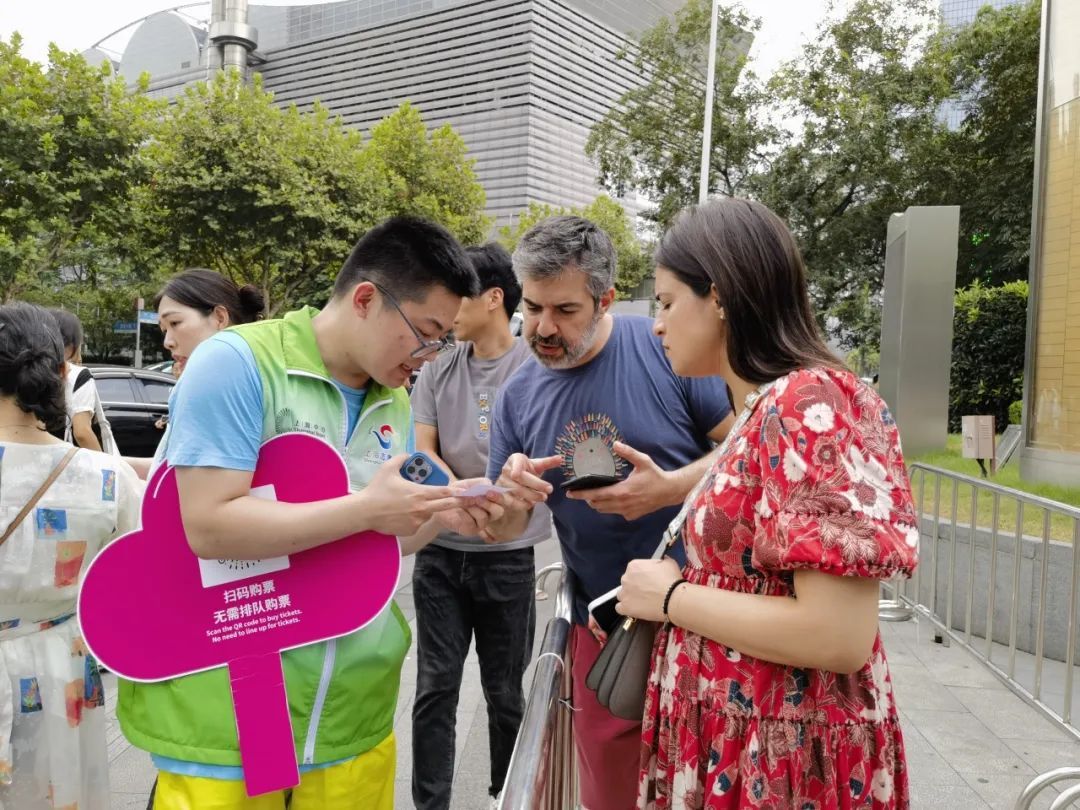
[
  {"xmin": 499, "ymin": 563, "xmax": 578, "ymax": 810},
  {"xmin": 889, "ymin": 464, "xmax": 1080, "ymax": 808}
]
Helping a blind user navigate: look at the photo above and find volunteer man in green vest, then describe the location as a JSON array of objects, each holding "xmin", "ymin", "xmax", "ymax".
[{"xmin": 118, "ymin": 216, "xmax": 510, "ymax": 809}]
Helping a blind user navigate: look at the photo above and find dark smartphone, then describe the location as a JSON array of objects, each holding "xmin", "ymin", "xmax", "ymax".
[
  {"xmin": 560, "ymin": 474, "xmax": 622, "ymax": 492},
  {"xmin": 590, "ymin": 598, "xmax": 621, "ymax": 634}
]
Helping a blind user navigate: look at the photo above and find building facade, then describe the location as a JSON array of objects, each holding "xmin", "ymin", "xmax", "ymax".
[
  {"xmin": 939, "ymin": 0, "xmax": 1026, "ymax": 128},
  {"xmin": 1020, "ymin": 0, "xmax": 1080, "ymax": 484},
  {"xmin": 87, "ymin": 0, "xmax": 685, "ymax": 230}
]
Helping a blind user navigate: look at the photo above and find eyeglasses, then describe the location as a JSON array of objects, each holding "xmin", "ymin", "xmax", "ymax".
[{"xmin": 368, "ymin": 281, "xmax": 454, "ymax": 359}]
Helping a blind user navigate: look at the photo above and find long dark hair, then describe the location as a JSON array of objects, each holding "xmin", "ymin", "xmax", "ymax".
[
  {"xmin": 0, "ymin": 303, "xmax": 67, "ymax": 433},
  {"xmin": 655, "ymin": 198, "xmax": 844, "ymax": 384},
  {"xmin": 153, "ymin": 269, "xmax": 266, "ymax": 325}
]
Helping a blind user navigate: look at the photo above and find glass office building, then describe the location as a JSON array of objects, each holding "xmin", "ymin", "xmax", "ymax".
[
  {"xmin": 86, "ymin": 0, "xmax": 688, "ymax": 229},
  {"xmin": 939, "ymin": 0, "xmax": 1026, "ymax": 128}
]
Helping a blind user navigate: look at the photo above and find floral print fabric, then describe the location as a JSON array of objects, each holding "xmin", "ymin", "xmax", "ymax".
[{"xmin": 638, "ymin": 368, "xmax": 918, "ymax": 809}]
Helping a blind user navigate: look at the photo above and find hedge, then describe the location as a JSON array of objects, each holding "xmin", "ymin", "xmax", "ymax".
[{"xmin": 949, "ymin": 281, "xmax": 1028, "ymax": 432}]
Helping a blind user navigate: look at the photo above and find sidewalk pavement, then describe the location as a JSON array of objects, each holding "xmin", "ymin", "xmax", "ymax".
[{"xmin": 105, "ymin": 540, "xmax": 1080, "ymax": 809}]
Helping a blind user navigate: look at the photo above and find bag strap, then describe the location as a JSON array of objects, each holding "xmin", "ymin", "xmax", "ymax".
[
  {"xmin": 585, "ymin": 380, "xmax": 780, "ymax": 623},
  {"xmin": 0, "ymin": 447, "xmax": 79, "ymax": 547},
  {"xmin": 652, "ymin": 380, "xmax": 779, "ymax": 559}
]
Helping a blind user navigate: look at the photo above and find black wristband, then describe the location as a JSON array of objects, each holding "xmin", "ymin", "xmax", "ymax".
[{"xmin": 662, "ymin": 578, "xmax": 688, "ymax": 620}]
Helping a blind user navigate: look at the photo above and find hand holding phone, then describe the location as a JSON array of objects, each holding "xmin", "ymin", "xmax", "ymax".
[
  {"xmin": 587, "ymin": 586, "xmax": 622, "ymax": 636},
  {"xmin": 400, "ymin": 452, "xmax": 451, "ymax": 487}
]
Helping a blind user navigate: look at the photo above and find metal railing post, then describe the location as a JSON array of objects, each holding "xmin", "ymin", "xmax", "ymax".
[
  {"xmin": 500, "ymin": 564, "xmax": 578, "ymax": 810},
  {"xmin": 1066, "ymin": 519, "xmax": 1080, "ymax": 725},
  {"xmin": 1014, "ymin": 767, "xmax": 1080, "ymax": 809},
  {"xmin": 901, "ymin": 463, "xmax": 1080, "ymax": 808},
  {"xmin": 986, "ymin": 492, "xmax": 1001, "ymax": 661}
]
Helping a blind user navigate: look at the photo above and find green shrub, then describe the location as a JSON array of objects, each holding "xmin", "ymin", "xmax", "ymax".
[
  {"xmin": 1009, "ymin": 399, "xmax": 1023, "ymax": 425},
  {"xmin": 949, "ymin": 281, "xmax": 1028, "ymax": 432}
]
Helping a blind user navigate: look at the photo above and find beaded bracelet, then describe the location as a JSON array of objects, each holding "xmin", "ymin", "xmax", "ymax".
[{"xmin": 662, "ymin": 578, "xmax": 688, "ymax": 620}]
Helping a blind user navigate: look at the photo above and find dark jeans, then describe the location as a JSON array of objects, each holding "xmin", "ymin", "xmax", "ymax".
[{"xmin": 411, "ymin": 544, "xmax": 537, "ymax": 810}]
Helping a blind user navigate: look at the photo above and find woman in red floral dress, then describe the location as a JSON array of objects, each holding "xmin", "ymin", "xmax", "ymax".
[{"xmin": 616, "ymin": 199, "xmax": 918, "ymax": 809}]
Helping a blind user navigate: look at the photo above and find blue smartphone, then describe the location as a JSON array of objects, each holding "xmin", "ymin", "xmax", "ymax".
[{"xmin": 399, "ymin": 452, "xmax": 451, "ymax": 486}]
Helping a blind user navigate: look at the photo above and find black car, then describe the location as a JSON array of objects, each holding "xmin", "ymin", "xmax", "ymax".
[{"xmin": 88, "ymin": 365, "xmax": 176, "ymax": 457}]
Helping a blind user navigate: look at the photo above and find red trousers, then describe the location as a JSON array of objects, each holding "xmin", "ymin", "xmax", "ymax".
[{"xmin": 570, "ymin": 624, "xmax": 643, "ymax": 810}]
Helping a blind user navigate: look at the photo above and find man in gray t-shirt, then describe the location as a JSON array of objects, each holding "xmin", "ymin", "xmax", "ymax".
[{"xmin": 409, "ymin": 243, "xmax": 549, "ymax": 810}]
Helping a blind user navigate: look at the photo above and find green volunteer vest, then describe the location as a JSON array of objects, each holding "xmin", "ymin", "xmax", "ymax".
[{"xmin": 117, "ymin": 307, "xmax": 413, "ymax": 766}]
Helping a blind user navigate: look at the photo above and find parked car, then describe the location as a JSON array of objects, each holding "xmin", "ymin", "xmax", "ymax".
[
  {"xmin": 146, "ymin": 359, "xmax": 176, "ymax": 376},
  {"xmin": 87, "ymin": 365, "xmax": 176, "ymax": 457}
]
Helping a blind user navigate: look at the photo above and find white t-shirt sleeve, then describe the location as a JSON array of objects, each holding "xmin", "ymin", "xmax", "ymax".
[{"xmin": 69, "ymin": 374, "xmax": 100, "ymax": 416}]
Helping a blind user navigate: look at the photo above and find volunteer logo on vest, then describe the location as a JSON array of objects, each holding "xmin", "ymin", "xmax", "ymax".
[
  {"xmin": 372, "ymin": 424, "xmax": 395, "ymax": 449},
  {"xmin": 364, "ymin": 424, "xmax": 397, "ymax": 464}
]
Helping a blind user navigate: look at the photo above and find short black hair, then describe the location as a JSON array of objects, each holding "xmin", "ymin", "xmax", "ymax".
[
  {"xmin": 466, "ymin": 243, "xmax": 521, "ymax": 318},
  {"xmin": 333, "ymin": 216, "xmax": 479, "ymax": 302}
]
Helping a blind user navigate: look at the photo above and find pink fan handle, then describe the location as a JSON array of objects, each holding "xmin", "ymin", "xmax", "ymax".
[{"xmin": 228, "ymin": 654, "xmax": 300, "ymax": 796}]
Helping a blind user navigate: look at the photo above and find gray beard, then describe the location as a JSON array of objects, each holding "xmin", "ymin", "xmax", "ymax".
[{"xmin": 530, "ymin": 314, "xmax": 602, "ymax": 369}]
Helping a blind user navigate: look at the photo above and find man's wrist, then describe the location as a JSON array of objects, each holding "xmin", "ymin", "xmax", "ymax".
[{"xmin": 660, "ymin": 468, "xmax": 686, "ymax": 507}]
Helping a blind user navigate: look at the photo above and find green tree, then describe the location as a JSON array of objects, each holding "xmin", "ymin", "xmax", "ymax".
[
  {"xmin": 751, "ymin": 0, "xmax": 943, "ymax": 351},
  {"xmin": 362, "ymin": 103, "xmax": 490, "ymax": 245},
  {"xmin": 135, "ymin": 75, "xmax": 489, "ymax": 314},
  {"xmin": 134, "ymin": 72, "xmax": 379, "ymax": 314},
  {"xmin": 0, "ymin": 36, "xmax": 157, "ymax": 301},
  {"xmin": 497, "ymin": 195, "xmax": 651, "ymax": 299},
  {"xmin": 31, "ymin": 283, "xmax": 166, "ymax": 363},
  {"xmin": 920, "ymin": 1, "xmax": 1039, "ymax": 288},
  {"xmin": 585, "ymin": 0, "xmax": 771, "ymax": 227}
]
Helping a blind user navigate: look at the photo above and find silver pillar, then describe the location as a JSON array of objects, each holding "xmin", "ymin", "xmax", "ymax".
[
  {"xmin": 208, "ymin": 0, "xmax": 257, "ymax": 76},
  {"xmin": 878, "ymin": 205, "xmax": 960, "ymax": 457},
  {"xmin": 207, "ymin": 0, "xmax": 224, "ymax": 71}
]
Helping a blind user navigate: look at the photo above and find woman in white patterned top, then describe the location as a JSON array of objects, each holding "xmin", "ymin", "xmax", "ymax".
[{"xmin": 0, "ymin": 303, "xmax": 142, "ymax": 810}]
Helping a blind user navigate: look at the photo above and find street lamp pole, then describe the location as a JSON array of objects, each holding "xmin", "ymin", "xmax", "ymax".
[{"xmin": 698, "ymin": 0, "xmax": 721, "ymax": 205}]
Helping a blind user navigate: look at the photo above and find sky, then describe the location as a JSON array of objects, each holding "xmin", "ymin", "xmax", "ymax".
[{"xmin": 0, "ymin": 0, "xmax": 841, "ymax": 80}]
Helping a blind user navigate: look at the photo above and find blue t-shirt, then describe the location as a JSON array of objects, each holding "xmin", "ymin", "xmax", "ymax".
[
  {"xmin": 486, "ymin": 316, "xmax": 731, "ymax": 623},
  {"xmin": 152, "ymin": 330, "xmax": 410, "ymax": 779},
  {"xmin": 161, "ymin": 331, "xmax": 412, "ymax": 473}
]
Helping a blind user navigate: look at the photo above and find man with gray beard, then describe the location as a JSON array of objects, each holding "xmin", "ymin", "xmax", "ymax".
[{"xmin": 483, "ymin": 216, "xmax": 733, "ymax": 810}]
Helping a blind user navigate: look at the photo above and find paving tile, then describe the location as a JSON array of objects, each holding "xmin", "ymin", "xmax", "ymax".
[
  {"xmin": 909, "ymin": 638, "xmax": 1006, "ymax": 689},
  {"xmin": 949, "ymin": 685, "xmax": 1075, "ymax": 742},
  {"xmin": 107, "ymin": 744, "xmax": 157, "ymax": 795},
  {"xmin": 110, "ymin": 792, "xmax": 154, "ymax": 810},
  {"xmin": 909, "ymin": 779, "xmax": 991, "ymax": 809},
  {"xmin": 1003, "ymin": 737, "xmax": 1080, "ymax": 774},
  {"xmin": 891, "ymin": 663, "xmax": 969, "ymax": 713},
  {"xmin": 901, "ymin": 723, "xmax": 967, "ymax": 786},
  {"xmin": 904, "ymin": 708, "xmax": 1036, "ymax": 776},
  {"xmin": 394, "ymin": 776, "xmax": 412, "ymax": 809},
  {"xmin": 905, "ymin": 748, "xmax": 968, "ymax": 787},
  {"xmin": 962, "ymin": 773, "xmax": 1057, "ymax": 810}
]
